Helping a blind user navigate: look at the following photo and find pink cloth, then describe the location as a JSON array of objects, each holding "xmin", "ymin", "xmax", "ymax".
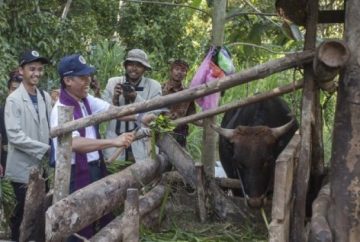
[{"xmin": 190, "ymin": 48, "xmax": 224, "ymax": 110}]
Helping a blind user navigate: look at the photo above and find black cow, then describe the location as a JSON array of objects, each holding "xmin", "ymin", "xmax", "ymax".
[{"xmin": 212, "ymin": 97, "xmax": 298, "ymax": 208}]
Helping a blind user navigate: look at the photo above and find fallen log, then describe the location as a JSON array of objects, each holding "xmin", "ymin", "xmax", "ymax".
[
  {"xmin": 90, "ymin": 184, "xmax": 166, "ymax": 242},
  {"xmin": 45, "ymin": 155, "xmax": 170, "ymax": 241},
  {"xmin": 157, "ymin": 134, "xmax": 197, "ymax": 187},
  {"xmin": 19, "ymin": 168, "xmax": 46, "ymax": 242},
  {"xmin": 174, "ymin": 81, "xmax": 303, "ymax": 126},
  {"xmin": 309, "ymin": 183, "xmax": 332, "ymax": 242},
  {"xmin": 50, "ymin": 51, "xmax": 314, "ymax": 138},
  {"xmin": 122, "ymin": 189, "xmax": 139, "ymax": 242}
]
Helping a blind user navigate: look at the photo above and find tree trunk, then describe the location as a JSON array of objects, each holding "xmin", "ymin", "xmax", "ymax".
[
  {"xmin": 309, "ymin": 183, "xmax": 332, "ymax": 242},
  {"xmin": 328, "ymin": 0, "xmax": 360, "ymax": 240},
  {"xmin": 20, "ymin": 168, "xmax": 46, "ymax": 242},
  {"xmin": 292, "ymin": 1, "xmax": 319, "ymax": 241},
  {"xmin": 61, "ymin": 0, "xmax": 73, "ymax": 20},
  {"xmin": 201, "ymin": 0, "xmax": 227, "ymax": 177},
  {"xmin": 45, "ymin": 156, "xmax": 170, "ymax": 241},
  {"xmin": 50, "ymin": 51, "xmax": 314, "ymax": 138}
]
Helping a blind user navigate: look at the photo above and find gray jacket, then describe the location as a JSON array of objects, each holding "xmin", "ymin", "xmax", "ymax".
[
  {"xmin": 103, "ymin": 76, "xmax": 162, "ymax": 162},
  {"xmin": 4, "ymin": 83, "xmax": 51, "ymax": 183}
]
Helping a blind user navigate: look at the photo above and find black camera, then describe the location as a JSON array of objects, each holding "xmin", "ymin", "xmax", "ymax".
[
  {"xmin": 120, "ymin": 82, "xmax": 135, "ymax": 93},
  {"xmin": 119, "ymin": 81, "xmax": 144, "ymax": 93}
]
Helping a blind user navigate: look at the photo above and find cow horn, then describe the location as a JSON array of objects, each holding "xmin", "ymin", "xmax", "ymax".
[
  {"xmin": 270, "ymin": 119, "xmax": 296, "ymax": 139},
  {"xmin": 210, "ymin": 124, "xmax": 234, "ymax": 139}
]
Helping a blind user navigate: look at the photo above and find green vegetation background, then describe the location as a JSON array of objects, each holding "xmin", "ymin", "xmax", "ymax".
[{"xmin": 0, "ymin": 0, "xmax": 344, "ymax": 240}]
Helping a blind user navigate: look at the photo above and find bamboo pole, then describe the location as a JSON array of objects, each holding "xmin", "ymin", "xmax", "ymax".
[{"xmin": 50, "ymin": 50, "xmax": 314, "ymax": 138}]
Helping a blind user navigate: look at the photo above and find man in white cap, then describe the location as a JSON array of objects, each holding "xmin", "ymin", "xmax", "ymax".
[{"xmin": 103, "ymin": 48, "xmax": 162, "ymax": 163}]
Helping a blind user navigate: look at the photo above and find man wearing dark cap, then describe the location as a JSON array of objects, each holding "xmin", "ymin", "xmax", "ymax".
[
  {"xmin": 162, "ymin": 59, "xmax": 197, "ymax": 147},
  {"xmin": 50, "ymin": 54, "xmax": 136, "ymax": 240},
  {"xmin": 103, "ymin": 48, "xmax": 161, "ymax": 162},
  {"xmin": 0, "ymin": 68, "xmax": 22, "ymax": 176},
  {"xmin": 4, "ymin": 49, "xmax": 52, "ymax": 241}
]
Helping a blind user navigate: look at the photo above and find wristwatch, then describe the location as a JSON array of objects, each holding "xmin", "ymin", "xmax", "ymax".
[{"xmin": 136, "ymin": 113, "xmax": 144, "ymax": 127}]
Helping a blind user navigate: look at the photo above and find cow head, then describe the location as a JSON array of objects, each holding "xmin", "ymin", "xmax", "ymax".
[{"xmin": 211, "ymin": 119, "xmax": 295, "ymax": 208}]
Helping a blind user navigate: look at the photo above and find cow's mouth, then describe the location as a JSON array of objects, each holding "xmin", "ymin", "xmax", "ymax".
[{"xmin": 248, "ymin": 196, "xmax": 265, "ymax": 208}]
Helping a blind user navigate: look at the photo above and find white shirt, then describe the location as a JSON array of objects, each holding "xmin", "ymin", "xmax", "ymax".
[{"xmin": 50, "ymin": 94, "xmax": 110, "ymax": 164}]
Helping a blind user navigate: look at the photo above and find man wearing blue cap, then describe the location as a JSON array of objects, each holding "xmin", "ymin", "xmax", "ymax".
[
  {"xmin": 4, "ymin": 49, "xmax": 52, "ymax": 241},
  {"xmin": 103, "ymin": 49, "xmax": 162, "ymax": 163},
  {"xmin": 50, "ymin": 54, "xmax": 135, "ymax": 239}
]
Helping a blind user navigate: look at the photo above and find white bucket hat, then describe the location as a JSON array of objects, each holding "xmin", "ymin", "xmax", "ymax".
[{"xmin": 124, "ymin": 49, "xmax": 152, "ymax": 70}]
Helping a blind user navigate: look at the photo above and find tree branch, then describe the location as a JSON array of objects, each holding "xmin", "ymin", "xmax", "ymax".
[{"xmin": 121, "ymin": 0, "xmax": 210, "ymax": 16}]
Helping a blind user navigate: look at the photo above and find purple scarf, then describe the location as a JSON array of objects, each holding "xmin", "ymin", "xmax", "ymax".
[
  {"xmin": 59, "ymin": 88, "xmax": 113, "ymax": 239},
  {"xmin": 59, "ymin": 87, "xmax": 92, "ymax": 190}
]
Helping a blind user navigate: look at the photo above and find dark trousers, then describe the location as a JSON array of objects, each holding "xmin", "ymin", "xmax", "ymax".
[
  {"xmin": 10, "ymin": 182, "xmax": 27, "ymax": 242},
  {"xmin": 68, "ymin": 160, "xmax": 111, "ymax": 242}
]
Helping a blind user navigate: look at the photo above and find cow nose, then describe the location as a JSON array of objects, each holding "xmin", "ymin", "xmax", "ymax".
[{"xmin": 248, "ymin": 197, "xmax": 263, "ymax": 208}]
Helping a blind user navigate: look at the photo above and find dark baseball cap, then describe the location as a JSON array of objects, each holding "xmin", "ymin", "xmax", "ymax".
[
  {"xmin": 19, "ymin": 50, "xmax": 49, "ymax": 66},
  {"xmin": 58, "ymin": 54, "xmax": 96, "ymax": 78}
]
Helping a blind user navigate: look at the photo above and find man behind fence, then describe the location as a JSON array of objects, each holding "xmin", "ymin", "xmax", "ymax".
[{"xmin": 50, "ymin": 54, "xmax": 135, "ymax": 240}]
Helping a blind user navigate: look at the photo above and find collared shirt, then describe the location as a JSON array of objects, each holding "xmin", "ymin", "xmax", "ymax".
[{"xmin": 50, "ymin": 94, "xmax": 110, "ymax": 164}]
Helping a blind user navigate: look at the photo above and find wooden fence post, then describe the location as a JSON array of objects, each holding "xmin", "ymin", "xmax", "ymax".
[
  {"xmin": 122, "ymin": 188, "xmax": 139, "ymax": 242},
  {"xmin": 52, "ymin": 106, "xmax": 73, "ymax": 203}
]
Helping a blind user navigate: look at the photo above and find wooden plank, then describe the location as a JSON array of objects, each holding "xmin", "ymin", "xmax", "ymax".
[
  {"xmin": 271, "ymin": 133, "xmax": 300, "ymax": 220},
  {"xmin": 269, "ymin": 133, "xmax": 300, "ymax": 242}
]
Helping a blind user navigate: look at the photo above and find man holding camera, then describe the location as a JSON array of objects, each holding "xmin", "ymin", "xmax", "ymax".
[{"xmin": 103, "ymin": 49, "xmax": 162, "ymax": 162}]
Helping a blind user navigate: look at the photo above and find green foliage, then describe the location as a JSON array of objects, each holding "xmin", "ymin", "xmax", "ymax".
[
  {"xmin": 141, "ymin": 222, "xmax": 267, "ymax": 241},
  {"xmin": 87, "ymin": 39, "xmax": 126, "ymax": 89},
  {"xmin": 106, "ymin": 159, "xmax": 133, "ymax": 174},
  {"xmin": 0, "ymin": 178, "xmax": 16, "ymax": 228},
  {"xmin": 116, "ymin": 0, "xmax": 211, "ymax": 82}
]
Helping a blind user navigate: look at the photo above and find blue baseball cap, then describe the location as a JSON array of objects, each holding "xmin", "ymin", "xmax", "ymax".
[
  {"xmin": 19, "ymin": 50, "xmax": 49, "ymax": 66},
  {"xmin": 58, "ymin": 54, "xmax": 96, "ymax": 78}
]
